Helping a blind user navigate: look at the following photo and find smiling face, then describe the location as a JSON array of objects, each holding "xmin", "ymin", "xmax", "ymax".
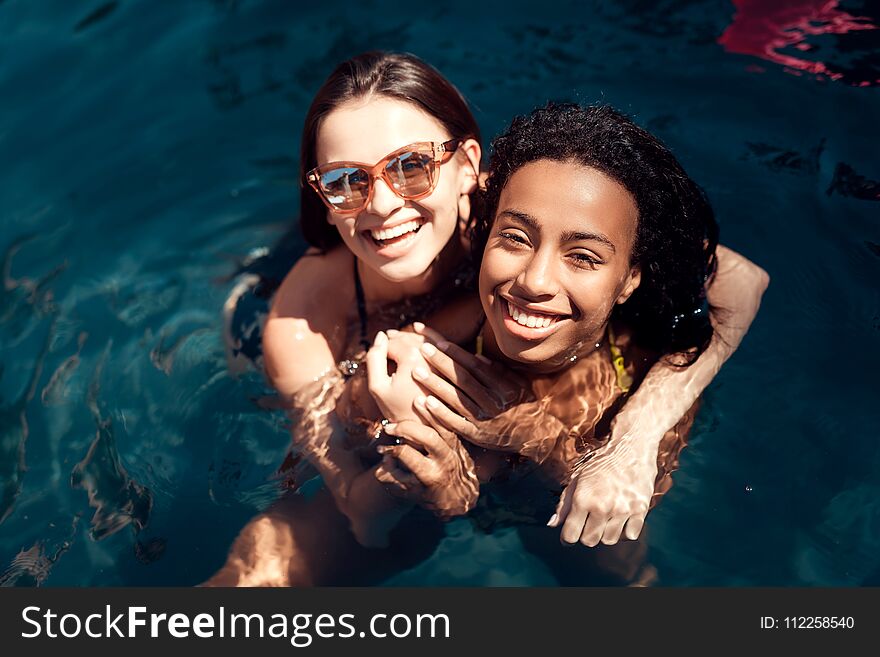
[
  {"xmin": 315, "ymin": 96, "xmax": 478, "ymax": 283},
  {"xmin": 479, "ymin": 159, "xmax": 642, "ymax": 371}
]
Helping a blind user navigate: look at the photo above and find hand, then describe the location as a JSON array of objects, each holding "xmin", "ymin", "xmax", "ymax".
[
  {"xmin": 365, "ymin": 330, "xmax": 429, "ymax": 423},
  {"xmin": 408, "ymin": 324, "xmax": 561, "ymax": 461},
  {"xmin": 548, "ymin": 434, "xmax": 656, "ymax": 547},
  {"xmin": 373, "ymin": 419, "xmax": 479, "ymax": 519}
]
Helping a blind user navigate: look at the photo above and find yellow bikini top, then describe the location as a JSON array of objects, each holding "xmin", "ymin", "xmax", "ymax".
[
  {"xmin": 474, "ymin": 323, "xmax": 631, "ymax": 393},
  {"xmin": 607, "ymin": 324, "xmax": 632, "ymax": 393}
]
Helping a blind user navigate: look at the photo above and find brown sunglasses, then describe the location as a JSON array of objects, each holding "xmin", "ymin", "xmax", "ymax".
[{"xmin": 306, "ymin": 139, "xmax": 464, "ymax": 214}]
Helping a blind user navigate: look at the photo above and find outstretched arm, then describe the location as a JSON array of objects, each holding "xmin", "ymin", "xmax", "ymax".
[{"xmin": 550, "ymin": 244, "xmax": 770, "ymax": 546}]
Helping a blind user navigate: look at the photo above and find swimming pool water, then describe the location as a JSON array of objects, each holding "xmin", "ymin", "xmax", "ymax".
[{"xmin": 1, "ymin": 0, "xmax": 878, "ymax": 586}]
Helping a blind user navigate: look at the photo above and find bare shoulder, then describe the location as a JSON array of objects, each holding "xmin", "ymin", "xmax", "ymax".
[
  {"xmin": 263, "ymin": 246, "xmax": 354, "ymax": 397},
  {"xmin": 270, "ymin": 246, "xmax": 352, "ymax": 319}
]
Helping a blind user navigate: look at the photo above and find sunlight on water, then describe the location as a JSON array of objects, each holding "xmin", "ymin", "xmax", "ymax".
[{"xmin": 0, "ymin": 0, "xmax": 877, "ymax": 586}]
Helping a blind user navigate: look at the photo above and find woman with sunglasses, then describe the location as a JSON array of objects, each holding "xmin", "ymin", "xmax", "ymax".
[
  {"xmin": 208, "ymin": 53, "xmax": 767, "ymax": 585},
  {"xmin": 259, "ymin": 52, "xmax": 485, "ymax": 548}
]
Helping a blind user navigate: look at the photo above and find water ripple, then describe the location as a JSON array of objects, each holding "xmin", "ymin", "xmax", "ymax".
[
  {"xmin": 0, "ymin": 517, "xmax": 77, "ymax": 587},
  {"xmin": 69, "ymin": 342, "xmax": 153, "ymax": 540},
  {"xmin": 0, "ymin": 323, "xmax": 51, "ymax": 525},
  {"xmin": 73, "ymin": 1, "xmax": 119, "ymax": 34},
  {"xmin": 41, "ymin": 331, "xmax": 87, "ymax": 405}
]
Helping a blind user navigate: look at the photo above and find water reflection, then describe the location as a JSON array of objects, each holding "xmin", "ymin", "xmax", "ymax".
[{"xmin": 70, "ymin": 342, "xmax": 153, "ymax": 541}]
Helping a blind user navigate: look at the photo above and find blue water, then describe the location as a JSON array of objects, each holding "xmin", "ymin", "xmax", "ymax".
[{"xmin": 1, "ymin": 0, "xmax": 878, "ymax": 586}]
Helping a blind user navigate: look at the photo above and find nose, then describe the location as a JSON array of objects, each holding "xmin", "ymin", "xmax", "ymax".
[
  {"xmin": 364, "ymin": 176, "xmax": 405, "ymax": 218},
  {"xmin": 510, "ymin": 247, "xmax": 559, "ymax": 301}
]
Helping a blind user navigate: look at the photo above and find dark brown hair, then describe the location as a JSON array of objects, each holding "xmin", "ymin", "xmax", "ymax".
[{"xmin": 299, "ymin": 51, "xmax": 481, "ymax": 250}]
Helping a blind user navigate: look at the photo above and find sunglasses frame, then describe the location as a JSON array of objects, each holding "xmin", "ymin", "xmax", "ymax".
[{"xmin": 306, "ymin": 138, "xmax": 463, "ymax": 215}]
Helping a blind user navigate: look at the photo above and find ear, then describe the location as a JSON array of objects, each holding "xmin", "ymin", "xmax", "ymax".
[
  {"xmin": 457, "ymin": 138, "xmax": 482, "ymax": 221},
  {"xmin": 615, "ymin": 265, "xmax": 642, "ymax": 305},
  {"xmin": 458, "ymin": 138, "xmax": 482, "ymax": 195}
]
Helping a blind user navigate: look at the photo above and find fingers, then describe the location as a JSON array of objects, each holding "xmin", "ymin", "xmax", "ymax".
[
  {"xmin": 548, "ymin": 502, "xmax": 645, "ymax": 547},
  {"xmin": 418, "ymin": 342, "xmax": 500, "ymax": 412},
  {"xmin": 548, "ymin": 482, "xmax": 574, "ymax": 528},
  {"xmin": 384, "ymin": 329, "xmax": 424, "ymax": 367},
  {"xmin": 375, "ymin": 458, "xmax": 424, "ymax": 499},
  {"xmin": 377, "ymin": 442, "xmax": 427, "ymax": 469},
  {"xmin": 411, "ymin": 322, "xmax": 447, "ymax": 343},
  {"xmin": 375, "ymin": 458, "xmax": 418, "ymax": 487},
  {"xmin": 441, "ymin": 340, "xmax": 529, "ymax": 392},
  {"xmin": 383, "ymin": 420, "xmax": 447, "ymax": 458},
  {"xmin": 598, "ymin": 515, "xmax": 628, "ymax": 546},
  {"xmin": 415, "ymin": 324, "xmax": 494, "ymax": 387},
  {"xmin": 578, "ymin": 512, "xmax": 609, "ymax": 548},
  {"xmin": 412, "ymin": 398, "xmax": 461, "ymax": 448},
  {"xmin": 377, "ymin": 441, "xmax": 444, "ymax": 488},
  {"xmin": 623, "ymin": 514, "xmax": 646, "ymax": 541},
  {"xmin": 411, "ymin": 361, "xmax": 484, "ymax": 419},
  {"xmin": 414, "ymin": 395, "xmax": 480, "ymax": 444},
  {"xmin": 366, "ymin": 331, "xmax": 391, "ymax": 395},
  {"xmin": 414, "ymin": 322, "xmax": 529, "ymax": 402},
  {"xmin": 559, "ymin": 495, "xmax": 590, "ymax": 545}
]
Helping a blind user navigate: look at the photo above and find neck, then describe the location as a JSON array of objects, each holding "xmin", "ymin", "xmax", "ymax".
[{"xmin": 357, "ymin": 234, "xmax": 466, "ymax": 306}]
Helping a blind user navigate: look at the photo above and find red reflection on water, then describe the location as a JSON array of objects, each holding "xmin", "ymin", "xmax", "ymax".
[{"xmin": 718, "ymin": 0, "xmax": 877, "ymax": 84}]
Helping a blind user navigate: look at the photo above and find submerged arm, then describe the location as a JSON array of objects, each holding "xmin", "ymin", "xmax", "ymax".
[
  {"xmin": 263, "ymin": 253, "xmax": 410, "ymax": 547},
  {"xmin": 551, "ymin": 244, "xmax": 769, "ymax": 545},
  {"xmin": 613, "ymin": 244, "xmax": 769, "ymax": 437}
]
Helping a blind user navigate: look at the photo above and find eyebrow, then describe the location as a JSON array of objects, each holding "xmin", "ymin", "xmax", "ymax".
[{"xmin": 499, "ymin": 209, "xmax": 617, "ymax": 253}]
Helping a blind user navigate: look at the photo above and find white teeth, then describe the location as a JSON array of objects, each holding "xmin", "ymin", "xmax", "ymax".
[
  {"xmin": 370, "ymin": 220, "xmax": 421, "ymax": 242},
  {"xmin": 507, "ymin": 301, "xmax": 559, "ymax": 329}
]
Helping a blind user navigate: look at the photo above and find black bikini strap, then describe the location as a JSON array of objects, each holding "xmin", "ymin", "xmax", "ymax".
[{"xmin": 353, "ymin": 258, "xmax": 370, "ymax": 351}]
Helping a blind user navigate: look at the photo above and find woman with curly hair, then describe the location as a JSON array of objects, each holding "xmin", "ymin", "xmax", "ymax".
[{"xmin": 366, "ymin": 102, "xmax": 768, "ymax": 578}]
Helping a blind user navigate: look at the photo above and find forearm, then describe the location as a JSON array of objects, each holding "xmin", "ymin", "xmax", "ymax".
[
  {"xmin": 517, "ymin": 411, "xmax": 568, "ymax": 464},
  {"xmin": 615, "ymin": 244, "xmax": 769, "ymax": 442},
  {"xmin": 535, "ymin": 429, "xmax": 583, "ymax": 484},
  {"xmin": 285, "ymin": 372, "xmax": 360, "ymax": 500},
  {"xmin": 294, "ymin": 414, "xmax": 411, "ymax": 547}
]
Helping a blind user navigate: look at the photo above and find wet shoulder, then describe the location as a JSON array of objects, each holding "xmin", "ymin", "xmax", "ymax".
[
  {"xmin": 262, "ymin": 246, "xmax": 354, "ymax": 394},
  {"xmin": 270, "ymin": 246, "xmax": 354, "ymax": 323}
]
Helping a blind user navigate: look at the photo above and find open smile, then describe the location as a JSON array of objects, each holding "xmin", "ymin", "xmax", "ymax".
[
  {"xmin": 362, "ymin": 217, "xmax": 426, "ymax": 256},
  {"xmin": 499, "ymin": 297, "xmax": 570, "ymax": 341}
]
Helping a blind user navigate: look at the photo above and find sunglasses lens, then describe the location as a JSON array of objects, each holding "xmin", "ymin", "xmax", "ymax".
[
  {"xmin": 314, "ymin": 145, "xmax": 439, "ymax": 212},
  {"xmin": 319, "ymin": 166, "xmax": 371, "ymax": 211},
  {"xmin": 385, "ymin": 150, "xmax": 435, "ymax": 198}
]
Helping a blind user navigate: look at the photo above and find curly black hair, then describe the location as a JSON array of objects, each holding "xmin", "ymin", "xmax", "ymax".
[{"xmin": 472, "ymin": 102, "xmax": 719, "ymax": 363}]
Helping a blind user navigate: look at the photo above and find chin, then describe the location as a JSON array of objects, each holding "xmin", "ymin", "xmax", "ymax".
[
  {"xmin": 375, "ymin": 255, "xmax": 433, "ymax": 281},
  {"xmin": 494, "ymin": 337, "xmax": 550, "ymax": 365},
  {"xmin": 497, "ymin": 327, "xmax": 580, "ymax": 371}
]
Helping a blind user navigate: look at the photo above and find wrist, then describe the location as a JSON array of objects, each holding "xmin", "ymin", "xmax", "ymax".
[{"xmin": 608, "ymin": 409, "xmax": 664, "ymax": 450}]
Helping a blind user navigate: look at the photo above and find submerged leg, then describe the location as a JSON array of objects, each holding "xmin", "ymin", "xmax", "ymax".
[
  {"xmin": 202, "ymin": 488, "xmax": 359, "ymax": 587},
  {"xmin": 201, "ymin": 487, "xmax": 443, "ymax": 587}
]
